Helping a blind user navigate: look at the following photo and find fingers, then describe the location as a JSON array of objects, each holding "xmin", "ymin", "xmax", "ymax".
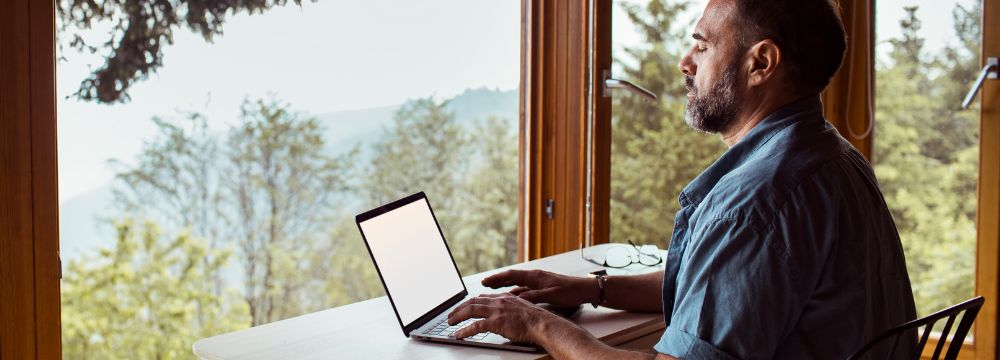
[
  {"xmin": 449, "ymin": 293, "xmax": 519, "ymax": 324},
  {"xmin": 509, "ymin": 286, "xmax": 530, "ymax": 296},
  {"xmin": 448, "ymin": 302, "xmax": 493, "ymax": 325},
  {"xmin": 476, "ymin": 293, "xmax": 511, "ymax": 298},
  {"xmin": 516, "ymin": 288, "xmax": 557, "ymax": 304},
  {"xmin": 453, "ymin": 319, "xmax": 492, "ymax": 339},
  {"xmin": 482, "ymin": 269, "xmax": 538, "ymax": 289}
]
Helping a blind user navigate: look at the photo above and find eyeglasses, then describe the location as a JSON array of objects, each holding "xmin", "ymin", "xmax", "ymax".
[{"xmin": 581, "ymin": 240, "xmax": 663, "ymax": 268}]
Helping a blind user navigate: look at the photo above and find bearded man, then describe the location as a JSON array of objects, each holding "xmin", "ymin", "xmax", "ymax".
[{"xmin": 446, "ymin": 0, "xmax": 917, "ymax": 358}]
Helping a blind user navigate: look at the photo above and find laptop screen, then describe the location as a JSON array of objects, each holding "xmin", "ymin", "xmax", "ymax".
[{"xmin": 357, "ymin": 196, "xmax": 465, "ymax": 326}]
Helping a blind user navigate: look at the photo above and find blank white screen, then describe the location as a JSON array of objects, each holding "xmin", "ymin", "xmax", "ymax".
[{"xmin": 359, "ymin": 198, "xmax": 465, "ymax": 326}]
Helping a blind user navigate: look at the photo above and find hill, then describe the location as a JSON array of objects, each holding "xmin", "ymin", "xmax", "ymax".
[{"xmin": 60, "ymin": 87, "xmax": 519, "ymax": 260}]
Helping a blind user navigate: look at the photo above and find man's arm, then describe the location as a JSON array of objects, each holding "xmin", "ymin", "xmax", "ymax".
[
  {"xmin": 447, "ymin": 293, "xmax": 677, "ymax": 360},
  {"xmin": 481, "ymin": 269, "xmax": 664, "ymax": 313},
  {"xmin": 599, "ymin": 270, "xmax": 664, "ymax": 312},
  {"xmin": 535, "ymin": 312, "xmax": 677, "ymax": 360}
]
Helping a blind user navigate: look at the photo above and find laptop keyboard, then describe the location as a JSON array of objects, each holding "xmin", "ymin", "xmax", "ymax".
[{"xmin": 421, "ymin": 318, "xmax": 491, "ymax": 340}]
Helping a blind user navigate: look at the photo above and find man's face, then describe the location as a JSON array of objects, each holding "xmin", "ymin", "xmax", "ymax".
[{"xmin": 678, "ymin": 0, "xmax": 745, "ymax": 134}]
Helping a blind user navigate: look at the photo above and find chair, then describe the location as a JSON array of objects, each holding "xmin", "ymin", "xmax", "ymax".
[{"xmin": 847, "ymin": 296, "xmax": 984, "ymax": 360}]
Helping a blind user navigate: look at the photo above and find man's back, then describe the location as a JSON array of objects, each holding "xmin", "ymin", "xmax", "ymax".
[{"xmin": 656, "ymin": 96, "xmax": 917, "ymax": 359}]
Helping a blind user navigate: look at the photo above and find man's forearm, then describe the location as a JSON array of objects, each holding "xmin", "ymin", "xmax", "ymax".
[
  {"xmin": 533, "ymin": 315, "xmax": 675, "ymax": 360},
  {"xmin": 599, "ymin": 270, "xmax": 664, "ymax": 313}
]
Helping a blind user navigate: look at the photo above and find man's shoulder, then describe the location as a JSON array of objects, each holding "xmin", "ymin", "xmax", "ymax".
[{"xmin": 700, "ymin": 122, "xmax": 860, "ymax": 222}]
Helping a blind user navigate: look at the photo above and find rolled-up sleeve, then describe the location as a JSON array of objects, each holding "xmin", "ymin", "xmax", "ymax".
[
  {"xmin": 655, "ymin": 218, "xmax": 801, "ymax": 360},
  {"xmin": 655, "ymin": 325, "xmax": 739, "ymax": 360}
]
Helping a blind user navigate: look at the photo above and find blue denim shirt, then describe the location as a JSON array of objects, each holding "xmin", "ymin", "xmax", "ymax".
[{"xmin": 655, "ymin": 96, "xmax": 916, "ymax": 359}]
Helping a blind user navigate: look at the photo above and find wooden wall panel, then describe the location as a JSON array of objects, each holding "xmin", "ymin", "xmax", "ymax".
[
  {"xmin": 1, "ymin": 0, "xmax": 40, "ymax": 358},
  {"xmin": 1, "ymin": 0, "xmax": 61, "ymax": 358},
  {"xmin": 29, "ymin": 0, "xmax": 62, "ymax": 357},
  {"xmin": 590, "ymin": 0, "xmax": 612, "ymax": 246},
  {"xmin": 975, "ymin": 0, "xmax": 1000, "ymax": 358},
  {"xmin": 523, "ymin": 0, "xmax": 591, "ymax": 259}
]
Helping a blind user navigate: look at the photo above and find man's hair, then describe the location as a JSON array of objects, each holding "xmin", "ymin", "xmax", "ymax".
[{"xmin": 731, "ymin": 0, "xmax": 847, "ymax": 94}]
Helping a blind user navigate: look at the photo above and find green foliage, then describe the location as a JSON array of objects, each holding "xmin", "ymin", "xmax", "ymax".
[
  {"xmin": 62, "ymin": 218, "xmax": 249, "ymax": 359},
  {"xmin": 362, "ymin": 98, "xmax": 469, "ymax": 207},
  {"xmin": 226, "ymin": 97, "xmax": 356, "ymax": 325},
  {"xmin": 361, "ymin": 98, "xmax": 519, "ymax": 275},
  {"xmin": 109, "ymin": 112, "xmax": 227, "ymax": 295},
  {"xmin": 452, "ymin": 116, "xmax": 520, "ymax": 272},
  {"xmin": 57, "ymin": 0, "xmax": 312, "ymax": 103},
  {"xmin": 610, "ymin": 0, "xmax": 725, "ymax": 247},
  {"xmin": 64, "ymin": 93, "xmax": 520, "ymax": 357},
  {"xmin": 103, "ymin": 96, "xmax": 356, "ymax": 327},
  {"xmin": 873, "ymin": 3, "xmax": 981, "ymax": 316}
]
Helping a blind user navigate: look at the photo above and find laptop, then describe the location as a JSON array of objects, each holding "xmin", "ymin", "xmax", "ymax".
[{"xmin": 355, "ymin": 192, "xmax": 539, "ymax": 352}]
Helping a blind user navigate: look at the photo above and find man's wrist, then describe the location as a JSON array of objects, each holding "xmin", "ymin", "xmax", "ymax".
[
  {"xmin": 529, "ymin": 311, "xmax": 571, "ymax": 349},
  {"xmin": 590, "ymin": 274, "xmax": 607, "ymax": 308}
]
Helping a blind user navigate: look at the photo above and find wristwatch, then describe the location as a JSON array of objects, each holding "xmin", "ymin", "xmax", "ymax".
[{"xmin": 591, "ymin": 273, "xmax": 607, "ymax": 308}]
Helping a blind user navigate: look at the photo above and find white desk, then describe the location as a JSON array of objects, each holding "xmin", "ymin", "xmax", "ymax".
[{"xmin": 193, "ymin": 244, "xmax": 666, "ymax": 359}]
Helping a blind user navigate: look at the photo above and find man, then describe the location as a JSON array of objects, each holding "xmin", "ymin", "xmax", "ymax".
[{"xmin": 447, "ymin": 0, "xmax": 917, "ymax": 358}]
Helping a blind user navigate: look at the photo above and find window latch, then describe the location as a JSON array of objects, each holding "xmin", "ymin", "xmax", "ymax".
[
  {"xmin": 602, "ymin": 69, "xmax": 657, "ymax": 102},
  {"xmin": 962, "ymin": 57, "xmax": 998, "ymax": 109}
]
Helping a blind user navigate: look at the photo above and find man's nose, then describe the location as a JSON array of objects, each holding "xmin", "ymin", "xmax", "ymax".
[{"xmin": 678, "ymin": 49, "xmax": 696, "ymax": 76}]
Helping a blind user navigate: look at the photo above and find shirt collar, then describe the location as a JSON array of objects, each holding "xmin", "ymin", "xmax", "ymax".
[{"xmin": 678, "ymin": 95, "xmax": 824, "ymax": 207}]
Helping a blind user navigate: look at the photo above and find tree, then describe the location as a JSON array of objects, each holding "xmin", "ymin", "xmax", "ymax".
[
  {"xmin": 108, "ymin": 96, "xmax": 355, "ymax": 327},
  {"xmin": 873, "ymin": 3, "xmax": 981, "ymax": 316},
  {"xmin": 62, "ymin": 218, "xmax": 249, "ymax": 359},
  {"xmin": 359, "ymin": 98, "xmax": 518, "ymax": 275},
  {"xmin": 226, "ymin": 97, "xmax": 355, "ymax": 325},
  {"xmin": 452, "ymin": 116, "xmax": 520, "ymax": 273},
  {"xmin": 110, "ymin": 112, "xmax": 226, "ymax": 295},
  {"xmin": 610, "ymin": 0, "xmax": 725, "ymax": 247},
  {"xmin": 57, "ymin": 0, "xmax": 311, "ymax": 103},
  {"xmin": 362, "ymin": 97, "xmax": 469, "ymax": 207},
  {"xmin": 360, "ymin": 98, "xmax": 470, "ymax": 267}
]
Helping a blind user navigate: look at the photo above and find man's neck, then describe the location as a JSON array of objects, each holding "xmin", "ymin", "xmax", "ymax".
[{"xmin": 720, "ymin": 92, "xmax": 807, "ymax": 147}]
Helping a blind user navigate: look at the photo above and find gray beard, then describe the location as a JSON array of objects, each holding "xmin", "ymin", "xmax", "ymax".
[{"xmin": 684, "ymin": 62, "xmax": 741, "ymax": 134}]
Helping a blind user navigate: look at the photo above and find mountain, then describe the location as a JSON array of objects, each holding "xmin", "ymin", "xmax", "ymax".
[
  {"xmin": 59, "ymin": 87, "xmax": 519, "ymax": 260},
  {"xmin": 59, "ymin": 183, "xmax": 115, "ymax": 260},
  {"xmin": 316, "ymin": 87, "xmax": 518, "ymax": 155}
]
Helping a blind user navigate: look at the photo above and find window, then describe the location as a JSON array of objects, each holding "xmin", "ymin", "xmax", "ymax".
[
  {"xmin": 6, "ymin": 0, "xmax": 1000, "ymax": 358},
  {"xmin": 608, "ymin": 0, "xmax": 719, "ymax": 247},
  {"xmin": 873, "ymin": 0, "xmax": 982, "ymax": 320},
  {"xmin": 56, "ymin": 1, "xmax": 520, "ymax": 357}
]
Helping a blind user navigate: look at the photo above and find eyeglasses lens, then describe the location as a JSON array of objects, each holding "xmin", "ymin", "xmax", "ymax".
[
  {"xmin": 637, "ymin": 245, "xmax": 661, "ymax": 265},
  {"xmin": 604, "ymin": 246, "xmax": 632, "ymax": 268}
]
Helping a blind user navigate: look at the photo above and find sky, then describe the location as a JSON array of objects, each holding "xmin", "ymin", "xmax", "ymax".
[
  {"xmin": 57, "ymin": 0, "xmax": 521, "ymax": 203},
  {"xmin": 57, "ymin": 0, "xmax": 972, "ymax": 204}
]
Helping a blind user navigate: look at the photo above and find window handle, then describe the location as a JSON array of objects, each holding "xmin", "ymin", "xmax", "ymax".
[
  {"xmin": 962, "ymin": 57, "xmax": 998, "ymax": 109},
  {"xmin": 602, "ymin": 70, "xmax": 657, "ymax": 102}
]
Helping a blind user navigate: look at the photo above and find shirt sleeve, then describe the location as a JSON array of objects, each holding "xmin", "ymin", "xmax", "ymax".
[{"xmin": 655, "ymin": 218, "xmax": 802, "ymax": 360}]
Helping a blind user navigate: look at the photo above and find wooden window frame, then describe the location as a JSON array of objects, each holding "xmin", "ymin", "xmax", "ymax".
[
  {"xmin": 1, "ymin": 0, "xmax": 997, "ymax": 358},
  {"xmin": 973, "ymin": 0, "xmax": 1000, "ymax": 358},
  {"xmin": 1, "ymin": 0, "xmax": 61, "ymax": 358}
]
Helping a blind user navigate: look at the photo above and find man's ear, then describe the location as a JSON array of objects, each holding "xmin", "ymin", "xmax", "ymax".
[{"xmin": 745, "ymin": 39, "xmax": 781, "ymax": 87}]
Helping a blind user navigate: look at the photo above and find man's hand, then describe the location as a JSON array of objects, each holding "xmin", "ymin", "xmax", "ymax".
[
  {"xmin": 447, "ymin": 293, "xmax": 674, "ymax": 360},
  {"xmin": 446, "ymin": 293, "xmax": 562, "ymax": 343},
  {"xmin": 482, "ymin": 269, "xmax": 597, "ymax": 308}
]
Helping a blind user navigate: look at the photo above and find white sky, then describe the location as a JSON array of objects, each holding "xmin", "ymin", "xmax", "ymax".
[
  {"xmin": 57, "ymin": 0, "xmax": 521, "ymax": 202},
  {"xmin": 57, "ymin": 0, "xmax": 971, "ymax": 203}
]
